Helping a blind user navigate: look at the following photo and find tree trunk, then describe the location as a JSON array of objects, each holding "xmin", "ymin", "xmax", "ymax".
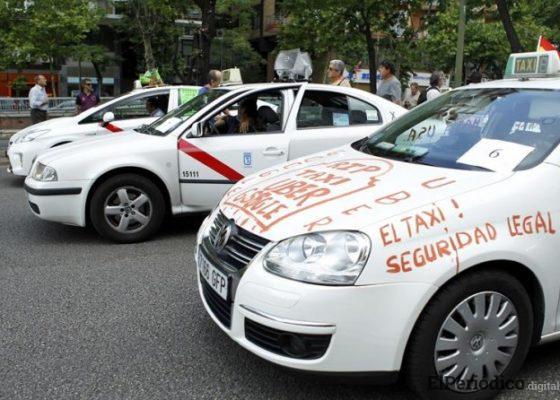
[
  {"xmin": 364, "ymin": 23, "xmax": 377, "ymax": 94},
  {"xmin": 49, "ymin": 58, "xmax": 57, "ymax": 98},
  {"xmin": 92, "ymin": 61, "xmax": 103, "ymax": 97},
  {"xmin": 199, "ymin": 0, "xmax": 217, "ymax": 85},
  {"xmin": 142, "ymin": 33, "xmax": 156, "ymax": 71},
  {"xmin": 495, "ymin": 0, "xmax": 524, "ymax": 53}
]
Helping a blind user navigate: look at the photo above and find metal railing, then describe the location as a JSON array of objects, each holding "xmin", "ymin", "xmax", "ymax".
[{"xmin": 0, "ymin": 97, "xmax": 114, "ymax": 116}]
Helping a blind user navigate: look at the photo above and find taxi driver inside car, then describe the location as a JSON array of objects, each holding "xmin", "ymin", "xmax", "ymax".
[{"xmin": 196, "ymin": 51, "xmax": 560, "ymax": 400}]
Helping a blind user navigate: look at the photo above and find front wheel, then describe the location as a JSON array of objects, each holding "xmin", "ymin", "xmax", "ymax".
[
  {"xmin": 89, "ymin": 174, "xmax": 165, "ymax": 243},
  {"xmin": 405, "ymin": 270, "xmax": 533, "ymax": 400}
]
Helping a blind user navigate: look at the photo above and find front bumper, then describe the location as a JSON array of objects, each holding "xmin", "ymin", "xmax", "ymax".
[
  {"xmin": 196, "ymin": 239, "xmax": 437, "ymax": 374},
  {"xmin": 24, "ymin": 176, "xmax": 91, "ymax": 226}
]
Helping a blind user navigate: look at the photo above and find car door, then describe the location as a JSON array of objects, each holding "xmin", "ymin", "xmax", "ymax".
[
  {"xmin": 287, "ymin": 88, "xmax": 385, "ymax": 159},
  {"xmin": 78, "ymin": 90, "xmax": 170, "ymax": 134},
  {"xmin": 177, "ymin": 86, "xmax": 297, "ymax": 207}
]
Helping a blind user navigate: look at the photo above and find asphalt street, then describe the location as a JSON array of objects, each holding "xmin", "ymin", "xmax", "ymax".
[{"xmin": 1, "ymin": 168, "xmax": 560, "ymax": 400}]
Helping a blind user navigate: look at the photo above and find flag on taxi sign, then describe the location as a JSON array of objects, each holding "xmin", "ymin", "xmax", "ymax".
[{"xmin": 537, "ymin": 36, "xmax": 558, "ymax": 53}]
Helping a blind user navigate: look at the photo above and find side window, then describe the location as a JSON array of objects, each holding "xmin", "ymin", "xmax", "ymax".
[
  {"xmin": 296, "ymin": 91, "xmax": 349, "ymax": 128},
  {"xmin": 203, "ymin": 90, "xmax": 284, "ymax": 135},
  {"xmin": 348, "ymin": 96, "xmax": 381, "ymax": 125},
  {"xmin": 79, "ymin": 93, "xmax": 169, "ymax": 124},
  {"xmin": 114, "ymin": 93, "xmax": 169, "ymax": 120}
]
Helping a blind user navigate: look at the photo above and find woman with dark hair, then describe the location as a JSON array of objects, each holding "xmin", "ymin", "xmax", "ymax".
[
  {"xmin": 237, "ymin": 98, "xmax": 261, "ymax": 133},
  {"xmin": 215, "ymin": 97, "xmax": 263, "ymax": 134}
]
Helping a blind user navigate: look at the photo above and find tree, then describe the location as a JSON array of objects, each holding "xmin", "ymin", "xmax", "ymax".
[
  {"xmin": 495, "ymin": 0, "xmax": 523, "ymax": 52},
  {"xmin": 279, "ymin": 0, "xmax": 422, "ymax": 92},
  {"xmin": 278, "ymin": 6, "xmax": 364, "ymax": 83},
  {"xmin": 418, "ymin": 0, "xmax": 552, "ymax": 80},
  {"xmin": 1, "ymin": 0, "xmax": 103, "ymax": 96}
]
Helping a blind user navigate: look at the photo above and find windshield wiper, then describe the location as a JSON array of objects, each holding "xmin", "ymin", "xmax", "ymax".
[{"xmin": 136, "ymin": 124, "xmax": 159, "ymax": 135}]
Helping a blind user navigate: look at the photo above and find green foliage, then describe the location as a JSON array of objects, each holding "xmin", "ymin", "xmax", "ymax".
[
  {"xmin": 278, "ymin": 0, "xmax": 422, "ymax": 89},
  {"xmin": 418, "ymin": 0, "xmax": 553, "ymax": 79},
  {"xmin": 214, "ymin": 0, "xmax": 266, "ymax": 82},
  {"xmin": 9, "ymin": 75, "xmax": 27, "ymax": 96},
  {"xmin": 0, "ymin": 0, "xmax": 104, "ymax": 94}
]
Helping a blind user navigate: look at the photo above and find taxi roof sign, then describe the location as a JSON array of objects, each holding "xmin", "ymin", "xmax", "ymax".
[{"xmin": 504, "ymin": 51, "xmax": 560, "ymax": 79}]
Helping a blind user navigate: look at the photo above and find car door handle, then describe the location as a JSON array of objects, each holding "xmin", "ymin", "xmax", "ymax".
[{"xmin": 262, "ymin": 147, "xmax": 285, "ymax": 156}]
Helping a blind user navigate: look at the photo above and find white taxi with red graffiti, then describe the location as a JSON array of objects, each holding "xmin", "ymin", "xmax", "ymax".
[
  {"xmin": 23, "ymin": 82, "xmax": 405, "ymax": 242},
  {"xmin": 196, "ymin": 51, "xmax": 560, "ymax": 400},
  {"xmin": 7, "ymin": 85, "xmax": 200, "ymax": 176}
]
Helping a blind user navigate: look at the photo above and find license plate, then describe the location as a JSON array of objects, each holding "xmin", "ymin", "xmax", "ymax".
[{"xmin": 198, "ymin": 252, "xmax": 229, "ymax": 301}]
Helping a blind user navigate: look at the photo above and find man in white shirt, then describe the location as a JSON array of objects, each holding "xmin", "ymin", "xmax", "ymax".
[{"xmin": 29, "ymin": 75, "xmax": 49, "ymax": 124}]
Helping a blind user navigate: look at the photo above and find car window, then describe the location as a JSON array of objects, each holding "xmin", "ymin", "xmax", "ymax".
[
  {"xmin": 148, "ymin": 89, "xmax": 229, "ymax": 135},
  {"xmin": 80, "ymin": 92, "xmax": 168, "ymax": 123},
  {"xmin": 348, "ymin": 96, "xmax": 381, "ymax": 125},
  {"xmin": 114, "ymin": 93, "xmax": 169, "ymax": 120},
  {"xmin": 203, "ymin": 90, "xmax": 284, "ymax": 135},
  {"xmin": 359, "ymin": 88, "xmax": 560, "ymax": 171},
  {"xmin": 297, "ymin": 91, "xmax": 349, "ymax": 128}
]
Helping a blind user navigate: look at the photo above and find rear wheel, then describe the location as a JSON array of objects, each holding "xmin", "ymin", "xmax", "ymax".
[
  {"xmin": 90, "ymin": 174, "xmax": 165, "ymax": 243},
  {"xmin": 404, "ymin": 270, "xmax": 533, "ymax": 400}
]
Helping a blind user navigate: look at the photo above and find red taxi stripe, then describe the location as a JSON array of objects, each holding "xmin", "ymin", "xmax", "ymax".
[
  {"xmin": 104, "ymin": 122, "xmax": 123, "ymax": 133},
  {"xmin": 178, "ymin": 139, "xmax": 244, "ymax": 182}
]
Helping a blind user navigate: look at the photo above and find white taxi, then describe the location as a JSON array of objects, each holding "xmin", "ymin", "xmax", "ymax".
[
  {"xmin": 24, "ymin": 82, "xmax": 405, "ymax": 242},
  {"xmin": 196, "ymin": 51, "xmax": 560, "ymax": 400},
  {"xmin": 7, "ymin": 85, "xmax": 200, "ymax": 176}
]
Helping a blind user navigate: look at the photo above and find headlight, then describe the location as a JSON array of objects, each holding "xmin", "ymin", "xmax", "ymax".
[
  {"xmin": 263, "ymin": 231, "xmax": 371, "ymax": 285},
  {"xmin": 31, "ymin": 162, "xmax": 57, "ymax": 182},
  {"xmin": 18, "ymin": 129, "xmax": 49, "ymax": 143}
]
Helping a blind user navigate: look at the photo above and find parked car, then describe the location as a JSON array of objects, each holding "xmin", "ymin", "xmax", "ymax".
[
  {"xmin": 23, "ymin": 82, "xmax": 406, "ymax": 242},
  {"xmin": 196, "ymin": 51, "xmax": 560, "ymax": 400},
  {"xmin": 7, "ymin": 85, "xmax": 200, "ymax": 176}
]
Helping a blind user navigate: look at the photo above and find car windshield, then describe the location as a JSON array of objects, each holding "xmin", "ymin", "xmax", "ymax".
[
  {"xmin": 141, "ymin": 89, "xmax": 228, "ymax": 136},
  {"xmin": 359, "ymin": 88, "xmax": 560, "ymax": 171}
]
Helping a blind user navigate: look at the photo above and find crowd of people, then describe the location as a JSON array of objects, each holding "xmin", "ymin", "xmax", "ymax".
[
  {"xmin": 326, "ymin": 58, "xmax": 454, "ymax": 110},
  {"xmin": 27, "ymin": 60, "xmax": 482, "ymax": 122}
]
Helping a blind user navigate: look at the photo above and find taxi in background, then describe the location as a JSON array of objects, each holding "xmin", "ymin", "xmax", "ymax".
[
  {"xmin": 196, "ymin": 51, "xmax": 560, "ymax": 400},
  {"xmin": 7, "ymin": 85, "xmax": 200, "ymax": 176},
  {"xmin": 23, "ymin": 82, "xmax": 405, "ymax": 242}
]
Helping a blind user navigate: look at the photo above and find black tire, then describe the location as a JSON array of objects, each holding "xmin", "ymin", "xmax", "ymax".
[
  {"xmin": 404, "ymin": 269, "xmax": 533, "ymax": 400},
  {"xmin": 89, "ymin": 173, "xmax": 165, "ymax": 243}
]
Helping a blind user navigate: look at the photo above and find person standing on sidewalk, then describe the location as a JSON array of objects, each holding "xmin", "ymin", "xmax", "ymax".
[
  {"xmin": 377, "ymin": 60, "xmax": 402, "ymax": 105},
  {"xmin": 75, "ymin": 78, "xmax": 100, "ymax": 114},
  {"xmin": 198, "ymin": 70, "xmax": 222, "ymax": 95},
  {"xmin": 327, "ymin": 60, "xmax": 351, "ymax": 87},
  {"xmin": 29, "ymin": 75, "xmax": 49, "ymax": 124}
]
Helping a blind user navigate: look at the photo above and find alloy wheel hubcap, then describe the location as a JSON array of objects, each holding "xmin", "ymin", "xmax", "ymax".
[
  {"xmin": 434, "ymin": 291, "xmax": 519, "ymax": 392},
  {"xmin": 104, "ymin": 186, "xmax": 152, "ymax": 233}
]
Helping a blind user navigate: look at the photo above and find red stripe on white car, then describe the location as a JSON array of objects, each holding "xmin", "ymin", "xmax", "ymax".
[
  {"xmin": 104, "ymin": 122, "xmax": 123, "ymax": 133},
  {"xmin": 178, "ymin": 139, "xmax": 244, "ymax": 182}
]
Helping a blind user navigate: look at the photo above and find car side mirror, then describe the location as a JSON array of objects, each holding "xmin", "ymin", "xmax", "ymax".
[
  {"xmin": 102, "ymin": 111, "xmax": 115, "ymax": 124},
  {"xmin": 188, "ymin": 121, "xmax": 204, "ymax": 138}
]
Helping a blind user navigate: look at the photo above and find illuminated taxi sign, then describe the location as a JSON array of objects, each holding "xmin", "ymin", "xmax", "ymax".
[{"xmin": 504, "ymin": 51, "xmax": 560, "ymax": 78}]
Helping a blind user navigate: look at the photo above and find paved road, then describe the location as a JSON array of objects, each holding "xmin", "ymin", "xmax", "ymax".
[{"xmin": 1, "ymin": 169, "xmax": 560, "ymax": 400}]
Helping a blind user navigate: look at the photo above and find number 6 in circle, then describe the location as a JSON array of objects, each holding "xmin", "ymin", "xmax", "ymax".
[{"xmin": 489, "ymin": 149, "xmax": 502, "ymax": 158}]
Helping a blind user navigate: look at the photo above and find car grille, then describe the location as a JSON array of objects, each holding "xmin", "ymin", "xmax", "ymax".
[
  {"xmin": 200, "ymin": 275, "xmax": 232, "ymax": 328},
  {"xmin": 245, "ymin": 319, "xmax": 332, "ymax": 360},
  {"xmin": 207, "ymin": 211, "xmax": 270, "ymax": 270}
]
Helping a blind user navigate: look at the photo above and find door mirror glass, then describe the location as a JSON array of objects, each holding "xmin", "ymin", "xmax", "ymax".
[
  {"xmin": 103, "ymin": 111, "xmax": 115, "ymax": 123},
  {"xmin": 188, "ymin": 121, "xmax": 203, "ymax": 138}
]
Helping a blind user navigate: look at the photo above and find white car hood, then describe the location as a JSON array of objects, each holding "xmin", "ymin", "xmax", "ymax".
[
  {"xmin": 36, "ymin": 130, "xmax": 145, "ymax": 166},
  {"xmin": 10, "ymin": 117, "xmax": 75, "ymax": 142},
  {"xmin": 219, "ymin": 145, "xmax": 512, "ymax": 242}
]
